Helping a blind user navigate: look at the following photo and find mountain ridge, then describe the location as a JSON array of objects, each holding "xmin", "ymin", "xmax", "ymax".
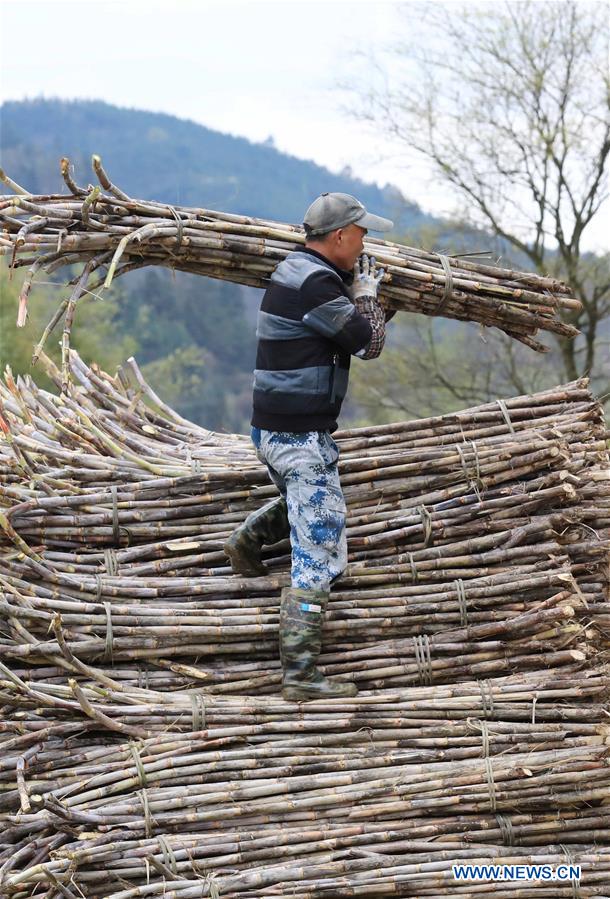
[{"xmin": 0, "ymin": 97, "xmax": 432, "ymax": 232}]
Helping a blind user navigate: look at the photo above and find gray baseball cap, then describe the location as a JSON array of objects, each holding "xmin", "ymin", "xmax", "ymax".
[{"xmin": 303, "ymin": 192, "xmax": 394, "ymax": 236}]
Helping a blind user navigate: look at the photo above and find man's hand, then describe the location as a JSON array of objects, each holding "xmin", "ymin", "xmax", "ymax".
[{"xmin": 350, "ymin": 254, "xmax": 385, "ymax": 301}]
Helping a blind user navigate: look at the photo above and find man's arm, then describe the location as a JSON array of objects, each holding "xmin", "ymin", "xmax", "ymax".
[
  {"xmin": 300, "ymin": 271, "xmax": 374, "ymax": 355},
  {"xmin": 352, "ymin": 296, "xmax": 393, "ymax": 359},
  {"xmin": 351, "ymin": 255, "xmax": 394, "ymax": 360}
]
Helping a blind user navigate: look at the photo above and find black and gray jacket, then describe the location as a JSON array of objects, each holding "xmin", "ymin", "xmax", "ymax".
[{"xmin": 251, "ymin": 247, "xmax": 384, "ymax": 433}]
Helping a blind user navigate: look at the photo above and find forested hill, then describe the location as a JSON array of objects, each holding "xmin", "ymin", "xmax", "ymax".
[{"xmin": 0, "ymin": 98, "xmax": 430, "ymax": 229}]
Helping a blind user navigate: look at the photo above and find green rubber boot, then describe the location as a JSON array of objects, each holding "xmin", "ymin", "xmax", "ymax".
[
  {"xmin": 224, "ymin": 497, "xmax": 289, "ymax": 577},
  {"xmin": 279, "ymin": 586, "xmax": 358, "ymax": 701}
]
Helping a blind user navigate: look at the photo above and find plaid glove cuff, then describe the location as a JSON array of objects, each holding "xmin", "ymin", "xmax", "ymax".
[{"xmin": 353, "ymin": 296, "xmax": 387, "ymax": 359}]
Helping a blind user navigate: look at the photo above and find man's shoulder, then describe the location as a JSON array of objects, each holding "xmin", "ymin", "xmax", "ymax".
[{"xmin": 271, "ymin": 251, "xmax": 344, "ymax": 293}]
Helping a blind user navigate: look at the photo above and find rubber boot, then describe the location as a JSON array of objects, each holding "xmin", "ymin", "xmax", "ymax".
[
  {"xmin": 279, "ymin": 586, "xmax": 358, "ymax": 701},
  {"xmin": 224, "ymin": 497, "xmax": 290, "ymax": 577}
]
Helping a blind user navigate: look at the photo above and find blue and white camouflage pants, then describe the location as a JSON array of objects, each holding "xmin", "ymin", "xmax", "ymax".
[{"xmin": 251, "ymin": 428, "xmax": 348, "ymax": 591}]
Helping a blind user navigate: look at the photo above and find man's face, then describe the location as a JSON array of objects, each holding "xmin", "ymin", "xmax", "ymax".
[
  {"xmin": 306, "ymin": 222, "xmax": 367, "ymax": 271},
  {"xmin": 335, "ymin": 223, "xmax": 367, "ymax": 270}
]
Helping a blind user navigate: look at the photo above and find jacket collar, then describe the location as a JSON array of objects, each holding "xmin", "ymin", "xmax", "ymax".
[{"xmin": 297, "ymin": 246, "xmax": 354, "ymax": 286}]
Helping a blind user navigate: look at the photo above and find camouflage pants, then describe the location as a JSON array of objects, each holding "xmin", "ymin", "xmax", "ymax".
[{"xmin": 251, "ymin": 428, "xmax": 348, "ymax": 590}]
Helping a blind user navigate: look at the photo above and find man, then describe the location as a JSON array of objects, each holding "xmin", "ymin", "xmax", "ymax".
[{"xmin": 224, "ymin": 192, "xmax": 394, "ymax": 700}]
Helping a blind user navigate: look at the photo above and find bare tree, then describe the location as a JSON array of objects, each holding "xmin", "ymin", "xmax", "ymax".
[{"xmin": 347, "ymin": 0, "xmax": 609, "ymax": 392}]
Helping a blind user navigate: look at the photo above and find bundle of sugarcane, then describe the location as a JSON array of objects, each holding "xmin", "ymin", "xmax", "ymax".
[
  {"xmin": 0, "ymin": 581, "xmax": 591, "ymax": 694},
  {"xmin": 0, "ymin": 435, "xmax": 604, "ymax": 684},
  {"xmin": 1, "ymin": 356, "xmax": 606, "ymax": 543},
  {"xmin": 0, "ymin": 155, "xmax": 582, "ymax": 390},
  {"xmin": 3, "ymin": 666, "xmax": 608, "ymax": 743},
  {"xmin": 0, "ymin": 433, "xmax": 583, "ymax": 554},
  {"xmin": 4, "ymin": 840, "xmax": 607, "ymax": 898}
]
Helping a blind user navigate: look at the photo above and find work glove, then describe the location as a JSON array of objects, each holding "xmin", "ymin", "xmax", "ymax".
[{"xmin": 351, "ymin": 254, "xmax": 385, "ymax": 300}]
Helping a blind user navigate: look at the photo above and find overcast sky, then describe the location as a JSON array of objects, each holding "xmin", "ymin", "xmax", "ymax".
[{"xmin": 0, "ymin": 0, "xmax": 607, "ymax": 251}]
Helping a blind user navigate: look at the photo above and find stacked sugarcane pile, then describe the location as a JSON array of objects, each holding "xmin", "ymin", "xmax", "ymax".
[
  {"xmin": 1, "ymin": 352, "xmax": 609, "ymax": 897},
  {"xmin": 0, "ymin": 156, "xmax": 582, "ymax": 394},
  {"xmin": 2, "ymin": 686, "xmax": 610, "ymax": 897}
]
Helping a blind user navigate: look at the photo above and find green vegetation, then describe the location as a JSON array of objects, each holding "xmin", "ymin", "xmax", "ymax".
[
  {"xmin": 0, "ymin": 266, "xmax": 257, "ymax": 433},
  {"xmin": 0, "ymin": 268, "xmax": 137, "ymax": 394}
]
